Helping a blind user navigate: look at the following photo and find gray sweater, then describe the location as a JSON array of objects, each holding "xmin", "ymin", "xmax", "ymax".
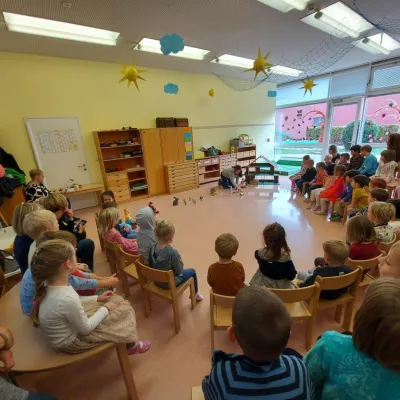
[
  {"xmin": 0, "ymin": 377, "xmax": 29, "ymax": 400},
  {"xmin": 148, "ymin": 244, "xmax": 184, "ymax": 287},
  {"xmin": 221, "ymin": 167, "xmax": 239, "ymax": 188}
]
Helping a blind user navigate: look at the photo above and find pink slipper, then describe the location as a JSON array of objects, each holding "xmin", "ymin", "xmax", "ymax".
[
  {"xmin": 195, "ymin": 292, "xmax": 204, "ymax": 301},
  {"xmin": 127, "ymin": 340, "xmax": 151, "ymax": 355}
]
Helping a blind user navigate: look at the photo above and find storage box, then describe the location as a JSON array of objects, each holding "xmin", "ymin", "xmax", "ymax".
[
  {"xmin": 156, "ymin": 117, "xmax": 175, "ymax": 128},
  {"xmin": 250, "ymin": 150, "xmax": 256, "ymax": 157},
  {"xmin": 212, "ymin": 157, "xmax": 219, "ymax": 164},
  {"xmin": 198, "ymin": 167, "xmax": 206, "ymax": 174},
  {"xmin": 174, "ymin": 118, "xmax": 189, "ymax": 127},
  {"xmin": 198, "ymin": 160, "xmax": 205, "ymax": 167}
]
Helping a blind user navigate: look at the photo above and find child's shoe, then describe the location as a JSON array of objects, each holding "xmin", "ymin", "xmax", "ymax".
[
  {"xmin": 303, "ymin": 198, "xmax": 311, "ymax": 203},
  {"xmin": 306, "ymin": 203, "xmax": 314, "ymax": 210},
  {"xmin": 127, "ymin": 340, "xmax": 151, "ymax": 355},
  {"xmin": 311, "ymin": 206, "xmax": 321, "ymax": 212},
  {"xmin": 312, "ymin": 209, "xmax": 326, "ymax": 215},
  {"xmin": 329, "ymin": 214, "xmax": 342, "ymax": 221},
  {"xmin": 195, "ymin": 292, "xmax": 204, "ymax": 301}
]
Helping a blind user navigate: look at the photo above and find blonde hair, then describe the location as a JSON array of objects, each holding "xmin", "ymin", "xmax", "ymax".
[
  {"xmin": 40, "ymin": 193, "xmax": 68, "ymax": 213},
  {"xmin": 29, "ymin": 169, "xmax": 43, "ymax": 180},
  {"xmin": 23, "ymin": 210, "xmax": 58, "ymax": 240},
  {"xmin": 36, "ymin": 230, "xmax": 77, "ymax": 247},
  {"xmin": 353, "ymin": 278, "xmax": 400, "ymax": 373},
  {"xmin": 31, "ymin": 240, "xmax": 75, "ymax": 327},
  {"xmin": 12, "ymin": 203, "xmax": 43, "ymax": 236},
  {"xmin": 215, "ymin": 233, "xmax": 239, "ymax": 258},
  {"xmin": 322, "ymin": 240, "xmax": 349, "ymax": 265},
  {"xmin": 369, "ymin": 201, "xmax": 396, "ymax": 223},
  {"xmin": 98, "ymin": 207, "xmax": 120, "ymax": 235},
  {"xmin": 154, "ymin": 219, "xmax": 175, "ymax": 241},
  {"xmin": 346, "ymin": 215, "xmax": 377, "ymax": 244}
]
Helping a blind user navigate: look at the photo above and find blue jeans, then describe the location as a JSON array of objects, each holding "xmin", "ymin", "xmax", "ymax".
[
  {"xmin": 156, "ymin": 268, "xmax": 199, "ymax": 293},
  {"xmin": 27, "ymin": 393, "xmax": 57, "ymax": 400},
  {"xmin": 295, "ymin": 178, "xmax": 304, "ymax": 191},
  {"xmin": 219, "ymin": 174, "xmax": 234, "ymax": 189}
]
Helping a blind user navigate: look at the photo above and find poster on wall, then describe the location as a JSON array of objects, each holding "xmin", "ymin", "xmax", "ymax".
[
  {"xmin": 39, "ymin": 129, "xmax": 79, "ymax": 154},
  {"xmin": 184, "ymin": 132, "xmax": 193, "ymax": 160}
]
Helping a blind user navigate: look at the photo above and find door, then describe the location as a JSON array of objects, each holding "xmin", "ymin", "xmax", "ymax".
[
  {"xmin": 141, "ymin": 129, "xmax": 167, "ymax": 196},
  {"xmin": 324, "ymin": 99, "xmax": 362, "ymax": 156},
  {"xmin": 160, "ymin": 128, "xmax": 180, "ymax": 163}
]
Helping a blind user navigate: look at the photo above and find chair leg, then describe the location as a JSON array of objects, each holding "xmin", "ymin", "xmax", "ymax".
[
  {"xmin": 143, "ymin": 291, "xmax": 151, "ymax": 317},
  {"xmin": 99, "ymin": 237, "xmax": 105, "ymax": 252},
  {"xmin": 342, "ymin": 301, "xmax": 355, "ymax": 331},
  {"xmin": 189, "ymin": 280, "xmax": 196, "ymax": 310},
  {"xmin": 211, "ymin": 329, "xmax": 215, "ymax": 357},
  {"xmin": 305, "ymin": 316, "xmax": 314, "ymax": 351},
  {"xmin": 335, "ymin": 305, "xmax": 343, "ymax": 324},
  {"xmin": 115, "ymin": 343, "xmax": 139, "ymax": 400},
  {"xmin": 172, "ymin": 296, "xmax": 181, "ymax": 334},
  {"xmin": 121, "ymin": 272, "xmax": 131, "ymax": 299}
]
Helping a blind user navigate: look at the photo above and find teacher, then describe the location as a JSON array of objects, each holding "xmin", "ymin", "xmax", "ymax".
[{"xmin": 387, "ymin": 133, "xmax": 400, "ymax": 175}]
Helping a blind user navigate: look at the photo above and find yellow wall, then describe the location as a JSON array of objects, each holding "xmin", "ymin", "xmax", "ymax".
[{"xmin": 0, "ymin": 53, "xmax": 276, "ymax": 183}]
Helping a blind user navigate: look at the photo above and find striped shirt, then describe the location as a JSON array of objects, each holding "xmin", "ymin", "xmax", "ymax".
[{"xmin": 202, "ymin": 351, "xmax": 314, "ymax": 399}]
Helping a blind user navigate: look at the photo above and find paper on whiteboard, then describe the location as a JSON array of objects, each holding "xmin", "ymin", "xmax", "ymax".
[{"xmin": 39, "ymin": 130, "xmax": 79, "ymax": 154}]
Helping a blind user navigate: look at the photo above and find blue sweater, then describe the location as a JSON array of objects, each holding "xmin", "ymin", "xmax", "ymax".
[
  {"xmin": 13, "ymin": 235, "xmax": 34, "ymax": 275},
  {"xmin": 203, "ymin": 350, "xmax": 314, "ymax": 400},
  {"xmin": 358, "ymin": 154, "xmax": 378, "ymax": 175},
  {"xmin": 340, "ymin": 183, "xmax": 353, "ymax": 203}
]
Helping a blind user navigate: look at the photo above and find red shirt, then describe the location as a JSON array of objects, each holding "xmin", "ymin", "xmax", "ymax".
[
  {"xmin": 320, "ymin": 177, "xmax": 346, "ymax": 202},
  {"xmin": 349, "ymin": 243, "xmax": 380, "ymax": 260},
  {"xmin": 72, "ymin": 269, "xmax": 96, "ymax": 296},
  {"xmin": 312, "ymin": 171, "xmax": 327, "ymax": 186}
]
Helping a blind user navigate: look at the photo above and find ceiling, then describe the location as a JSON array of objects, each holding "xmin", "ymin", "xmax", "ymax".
[{"xmin": 0, "ymin": 0, "xmax": 399, "ymax": 83}]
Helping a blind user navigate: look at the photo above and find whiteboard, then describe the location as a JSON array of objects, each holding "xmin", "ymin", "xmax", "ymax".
[{"xmin": 24, "ymin": 117, "xmax": 95, "ymax": 210}]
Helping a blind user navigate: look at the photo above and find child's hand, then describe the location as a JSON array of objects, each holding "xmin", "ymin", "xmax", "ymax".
[
  {"xmin": 0, "ymin": 349, "xmax": 15, "ymax": 373},
  {"xmin": 104, "ymin": 302, "xmax": 118, "ymax": 312},
  {"xmin": 106, "ymin": 274, "xmax": 120, "ymax": 287},
  {"xmin": 77, "ymin": 263, "xmax": 89, "ymax": 272},
  {"xmin": 98, "ymin": 291, "xmax": 115, "ymax": 302},
  {"xmin": 123, "ymin": 226, "xmax": 130, "ymax": 233},
  {"xmin": 65, "ymin": 208, "xmax": 74, "ymax": 220}
]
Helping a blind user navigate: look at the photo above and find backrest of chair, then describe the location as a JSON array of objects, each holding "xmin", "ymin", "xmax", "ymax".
[
  {"xmin": 270, "ymin": 283, "xmax": 320, "ymax": 304},
  {"xmin": 0, "ymin": 212, "xmax": 9, "ymax": 227},
  {"xmin": 136, "ymin": 260, "xmax": 174, "ymax": 284},
  {"xmin": 378, "ymin": 233, "xmax": 397, "ymax": 253},
  {"xmin": 103, "ymin": 237, "xmax": 119, "ymax": 270},
  {"xmin": 118, "ymin": 246, "xmax": 139, "ymax": 269},
  {"xmin": 94, "ymin": 212, "xmax": 104, "ymax": 250},
  {"xmin": 347, "ymin": 251, "xmax": 385, "ymax": 273},
  {"xmin": 211, "ymin": 290, "xmax": 235, "ymax": 309},
  {"xmin": 315, "ymin": 266, "xmax": 362, "ymax": 291},
  {"xmin": 0, "ymin": 267, "xmax": 9, "ymax": 297}
]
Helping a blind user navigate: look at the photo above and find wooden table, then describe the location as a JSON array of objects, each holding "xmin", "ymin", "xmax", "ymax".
[
  {"xmin": 53, "ymin": 183, "xmax": 104, "ymax": 206},
  {"xmin": 0, "ymin": 226, "xmax": 19, "ymax": 278}
]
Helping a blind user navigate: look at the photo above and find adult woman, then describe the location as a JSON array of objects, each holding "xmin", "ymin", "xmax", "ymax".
[
  {"xmin": 219, "ymin": 165, "xmax": 243, "ymax": 189},
  {"xmin": 387, "ymin": 132, "xmax": 400, "ymax": 176}
]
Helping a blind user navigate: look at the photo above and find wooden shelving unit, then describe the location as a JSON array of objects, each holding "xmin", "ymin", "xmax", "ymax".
[
  {"xmin": 196, "ymin": 154, "xmax": 238, "ymax": 185},
  {"xmin": 233, "ymin": 145, "xmax": 256, "ymax": 173},
  {"xmin": 165, "ymin": 161, "xmax": 199, "ymax": 194},
  {"xmin": 93, "ymin": 128, "xmax": 149, "ymax": 203}
]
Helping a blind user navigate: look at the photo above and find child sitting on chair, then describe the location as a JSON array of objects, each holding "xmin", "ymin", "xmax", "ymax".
[
  {"xmin": 304, "ymin": 278, "xmax": 400, "ymax": 398},
  {"xmin": 358, "ymin": 145, "xmax": 379, "ymax": 177},
  {"xmin": 304, "ymin": 162, "xmax": 327, "ymax": 201},
  {"xmin": 347, "ymin": 175, "xmax": 370, "ymax": 218},
  {"xmin": 136, "ymin": 203, "xmax": 158, "ymax": 260},
  {"xmin": 207, "ymin": 233, "xmax": 245, "ymax": 296},
  {"xmin": 346, "ymin": 216, "xmax": 380, "ymax": 261},
  {"xmin": 294, "ymin": 159, "xmax": 316, "ymax": 193},
  {"xmin": 379, "ymin": 242, "xmax": 400, "ymax": 278},
  {"xmin": 299, "ymin": 240, "xmax": 350, "ymax": 300},
  {"xmin": 307, "ymin": 168, "xmax": 338, "ymax": 210},
  {"xmin": 148, "ymin": 220, "xmax": 203, "ymax": 301},
  {"xmin": 338, "ymin": 152, "xmax": 351, "ymax": 170},
  {"xmin": 98, "ymin": 207, "xmax": 138, "ymax": 254},
  {"xmin": 368, "ymin": 202, "xmax": 396, "ymax": 243},
  {"xmin": 31, "ymin": 239, "xmax": 151, "ymax": 355},
  {"xmin": 372, "ymin": 149, "xmax": 398, "ymax": 183},
  {"xmin": 297, "ymin": 257, "xmax": 325, "ymax": 281},
  {"xmin": 250, "ymin": 223, "xmax": 297, "ymax": 289},
  {"xmin": 24, "ymin": 168, "xmax": 52, "ymax": 203},
  {"xmin": 289, "ymin": 154, "xmax": 310, "ymax": 192},
  {"xmin": 202, "ymin": 286, "xmax": 313, "ymax": 399}
]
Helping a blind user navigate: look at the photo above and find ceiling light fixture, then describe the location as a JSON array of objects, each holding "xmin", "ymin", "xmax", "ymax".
[
  {"xmin": 211, "ymin": 55, "xmax": 302, "ymax": 76},
  {"xmin": 301, "ymin": 2, "xmax": 373, "ymax": 39},
  {"xmin": 361, "ymin": 38, "xmax": 391, "ymax": 56},
  {"xmin": 133, "ymin": 38, "xmax": 210, "ymax": 60},
  {"xmin": 356, "ymin": 32, "xmax": 400, "ymax": 55},
  {"xmin": 3, "ymin": 12, "xmax": 120, "ymax": 46},
  {"xmin": 256, "ymin": 0, "xmax": 310, "ymax": 13}
]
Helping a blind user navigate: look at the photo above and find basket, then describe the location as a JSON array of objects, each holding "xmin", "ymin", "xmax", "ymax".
[
  {"xmin": 156, "ymin": 117, "xmax": 175, "ymax": 128},
  {"xmin": 174, "ymin": 118, "xmax": 189, "ymax": 127}
]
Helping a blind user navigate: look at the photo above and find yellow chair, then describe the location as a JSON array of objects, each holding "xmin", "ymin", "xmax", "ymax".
[
  {"xmin": 378, "ymin": 233, "xmax": 397, "ymax": 254},
  {"xmin": 301, "ymin": 181, "xmax": 312, "ymax": 196},
  {"xmin": 94, "ymin": 212, "xmax": 104, "ymax": 252},
  {"xmin": 270, "ymin": 283, "xmax": 321, "ymax": 350},
  {"xmin": 0, "ymin": 267, "xmax": 9, "ymax": 297},
  {"xmin": 347, "ymin": 251, "xmax": 385, "ymax": 287},
  {"xmin": 116, "ymin": 245, "xmax": 139, "ymax": 298},
  {"xmin": 316, "ymin": 266, "xmax": 362, "ymax": 331},
  {"xmin": 210, "ymin": 290, "xmax": 235, "ymax": 355},
  {"xmin": 136, "ymin": 260, "xmax": 196, "ymax": 334},
  {"xmin": 342, "ymin": 205, "xmax": 349, "ymax": 225},
  {"xmin": 192, "ymin": 386, "xmax": 204, "ymax": 400}
]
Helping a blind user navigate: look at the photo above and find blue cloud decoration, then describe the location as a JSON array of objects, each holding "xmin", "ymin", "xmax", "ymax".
[
  {"xmin": 164, "ymin": 83, "xmax": 179, "ymax": 94},
  {"xmin": 160, "ymin": 34, "xmax": 184, "ymax": 55}
]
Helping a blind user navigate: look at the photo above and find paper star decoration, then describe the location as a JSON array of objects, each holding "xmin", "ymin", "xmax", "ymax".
[
  {"xmin": 300, "ymin": 78, "xmax": 317, "ymax": 96},
  {"xmin": 118, "ymin": 59, "xmax": 146, "ymax": 91},
  {"xmin": 244, "ymin": 48, "xmax": 273, "ymax": 80}
]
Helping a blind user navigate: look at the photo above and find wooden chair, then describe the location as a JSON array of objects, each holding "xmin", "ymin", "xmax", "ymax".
[
  {"xmin": 347, "ymin": 251, "xmax": 385, "ymax": 287},
  {"xmin": 316, "ymin": 266, "xmax": 363, "ymax": 331},
  {"xmin": 116, "ymin": 245, "xmax": 139, "ymax": 298},
  {"xmin": 0, "ymin": 267, "xmax": 9, "ymax": 297},
  {"xmin": 103, "ymin": 237, "xmax": 119, "ymax": 275},
  {"xmin": 94, "ymin": 212, "xmax": 104, "ymax": 251},
  {"xmin": 0, "ymin": 283, "xmax": 139, "ymax": 400},
  {"xmin": 136, "ymin": 260, "xmax": 196, "ymax": 334},
  {"xmin": 270, "ymin": 283, "xmax": 321, "ymax": 350},
  {"xmin": 378, "ymin": 233, "xmax": 397, "ymax": 254},
  {"xmin": 301, "ymin": 181, "xmax": 312, "ymax": 196},
  {"xmin": 192, "ymin": 386, "xmax": 204, "ymax": 400},
  {"xmin": 210, "ymin": 290, "xmax": 235, "ymax": 355},
  {"xmin": 342, "ymin": 204, "xmax": 349, "ymax": 225}
]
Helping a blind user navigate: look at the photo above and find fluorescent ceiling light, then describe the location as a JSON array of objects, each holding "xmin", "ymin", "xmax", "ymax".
[
  {"xmin": 211, "ymin": 55, "xmax": 302, "ymax": 76},
  {"xmin": 3, "ymin": 12, "xmax": 120, "ymax": 46},
  {"xmin": 361, "ymin": 38, "xmax": 391, "ymax": 55},
  {"xmin": 133, "ymin": 38, "xmax": 210, "ymax": 60},
  {"xmin": 355, "ymin": 33, "xmax": 400, "ymax": 55},
  {"xmin": 301, "ymin": 2, "xmax": 373, "ymax": 39},
  {"xmin": 256, "ymin": 0, "xmax": 309, "ymax": 13}
]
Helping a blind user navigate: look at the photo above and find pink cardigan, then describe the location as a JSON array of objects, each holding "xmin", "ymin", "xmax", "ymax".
[{"xmin": 103, "ymin": 228, "xmax": 138, "ymax": 254}]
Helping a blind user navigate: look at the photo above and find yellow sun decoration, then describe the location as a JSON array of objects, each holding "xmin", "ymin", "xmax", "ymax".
[
  {"xmin": 118, "ymin": 59, "xmax": 146, "ymax": 91},
  {"xmin": 244, "ymin": 48, "xmax": 273, "ymax": 80},
  {"xmin": 300, "ymin": 78, "xmax": 317, "ymax": 96}
]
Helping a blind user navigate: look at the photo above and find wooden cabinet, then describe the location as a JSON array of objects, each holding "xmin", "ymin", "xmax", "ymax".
[
  {"xmin": 141, "ymin": 129, "xmax": 167, "ymax": 196},
  {"xmin": 160, "ymin": 127, "xmax": 192, "ymax": 163}
]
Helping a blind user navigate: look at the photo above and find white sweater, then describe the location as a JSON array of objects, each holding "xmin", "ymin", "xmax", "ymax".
[
  {"xmin": 375, "ymin": 160, "xmax": 398, "ymax": 182},
  {"xmin": 39, "ymin": 285, "xmax": 109, "ymax": 349}
]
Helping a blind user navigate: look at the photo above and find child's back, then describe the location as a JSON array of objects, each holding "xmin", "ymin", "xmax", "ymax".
[{"xmin": 148, "ymin": 244, "xmax": 183, "ymax": 286}]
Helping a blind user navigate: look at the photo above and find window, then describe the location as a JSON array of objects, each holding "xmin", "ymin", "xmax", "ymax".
[
  {"xmin": 329, "ymin": 67, "xmax": 369, "ymax": 99},
  {"xmin": 371, "ymin": 65, "xmax": 400, "ymax": 90}
]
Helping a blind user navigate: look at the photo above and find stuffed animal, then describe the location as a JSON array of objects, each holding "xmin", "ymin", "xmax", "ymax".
[
  {"xmin": 124, "ymin": 208, "xmax": 133, "ymax": 224},
  {"xmin": 173, "ymin": 197, "xmax": 179, "ymax": 206}
]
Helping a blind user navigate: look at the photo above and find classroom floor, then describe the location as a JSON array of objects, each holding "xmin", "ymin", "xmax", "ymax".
[{"xmin": 18, "ymin": 177, "xmax": 363, "ymax": 400}]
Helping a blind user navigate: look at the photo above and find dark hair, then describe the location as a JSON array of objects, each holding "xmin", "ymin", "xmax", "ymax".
[
  {"xmin": 102, "ymin": 200, "xmax": 117, "ymax": 209},
  {"xmin": 361, "ymin": 145, "xmax": 372, "ymax": 153},
  {"xmin": 329, "ymin": 144, "xmax": 338, "ymax": 153},
  {"xmin": 344, "ymin": 170, "xmax": 360, "ymax": 179},
  {"xmin": 262, "ymin": 223, "xmax": 290, "ymax": 261},
  {"xmin": 101, "ymin": 191, "xmax": 115, "ymax": 203},
  {"xmin": 353, "ymin": 175, "xmax": 370, "ymax": 188},
  {"xmin": 233, "ymin": 165, "xmax": 243, "ymax": 178},
  {"xmin": 350, "ymin": 145, "xmax": 361, "ymax": 153},
  {"xmin": 387, "ymin": 133, "xmax": 400, "ymax": 162},
  {"xmin": 370, "ymin": 188, "xmax": 390, "ymax": 202},
  {"xmin": 316, "ymin": 162, "xmax": 326, "ymax": 170},
  {"xmin": 341, "ymin": 152, "xmax": 350, "ymax": 161},
  {"xmin": 334, "ymin": 164, "xmax": 347, "ymax": 177},
  {"xmin": 387, "ymin": 199, "xmax": 400, "ymax": 219},
  {"xmin": 232, "ymin": 286, "xmax": 291, "ymax": 362},
  {"xmin": 346, "ymin": 215, "xmax": 377, "ymax": 244},
  {"xmin": 381, "ymin": 149, "xmax": 396, "ymax": 163},
  {"xmin": 314, "ymin": 257, "xmax": 325, "ymax": 267},
  {"xmin": 370, "ymin": 177, "xmax": 387, "ymax": 189},
  {"xmin": 303, "ymin": 155, "xmax": 311, "ymax": 161}
]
